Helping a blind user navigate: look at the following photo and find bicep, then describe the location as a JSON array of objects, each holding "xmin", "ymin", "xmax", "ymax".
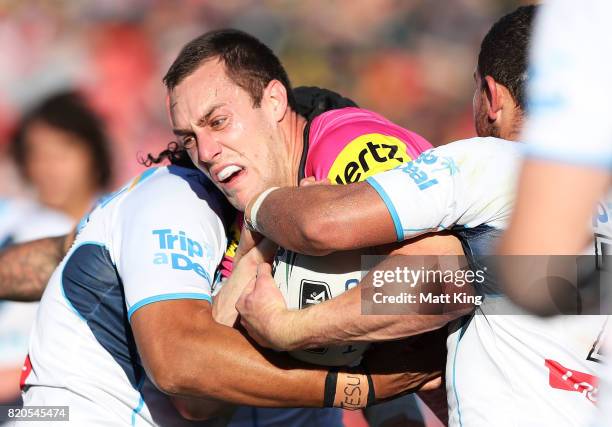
[{"xmin": 131, "ymin": 299, "xmax": 213, "ymax": 385}]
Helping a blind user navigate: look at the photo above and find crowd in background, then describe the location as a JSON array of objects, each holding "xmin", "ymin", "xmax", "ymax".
[{"xmin": 1, "ymin": 0, "xmax": 521, "ymax": 195}]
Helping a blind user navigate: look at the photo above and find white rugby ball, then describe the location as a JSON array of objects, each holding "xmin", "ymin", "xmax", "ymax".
[{"xmin": 273, "ymin": 248, "xmax": 370, "ymax": 366}]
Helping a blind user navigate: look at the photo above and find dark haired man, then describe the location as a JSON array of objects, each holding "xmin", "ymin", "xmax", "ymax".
[
  {"xmin": 0, "ymin": 91, "xmax": 113, "ymax": 420},
  {"xmin": 11, "ymin": 91, "xmax": 113, "ymax": 221},
  {"xmin": 4, "ymin": 32, "xmax": 441, "ymax": 427},
  {"xmin": 2, "ymin": 5, "xmax": 595, "ymax": 427},
  {"xmin": 231, "ymin": 6, "xmax": 606, "ymax": 426}
]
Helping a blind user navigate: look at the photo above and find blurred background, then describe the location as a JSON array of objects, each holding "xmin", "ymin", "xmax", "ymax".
[{"xmin": 0, "ymin": 0, "xmax": 526, "ymax": 195}]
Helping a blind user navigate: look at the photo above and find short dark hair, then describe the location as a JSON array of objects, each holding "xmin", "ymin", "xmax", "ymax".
[
  {"xmin": 11, "ymin": 91, "xmax": 112, "ymax": 189},
  {"xmin": 478, "ymin": 5, "xmax": 538, "ymax": 109},
  {"xmin": 163, "ymin": 29, "xmax": 296, "ymax": 109}
]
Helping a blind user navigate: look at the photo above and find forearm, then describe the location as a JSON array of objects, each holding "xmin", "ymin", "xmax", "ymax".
[
  {"xmin": 212, "ymin": 258, "xmax": 258, "ymax": 327},
  {"xmin": 213, "ymin": 239, "xmax": 277, "ymax": 326},
  {"xmin": 282, "ymin": 284, "xmax": 457, "ymax": 350},
  {"xmin": 0, "ymin": 235, "xmax": 67, "ymax": 301},
  {"xmin": 144, "ymin": 320, "xmax": 326, "ymax": 407},
  {"xmin": 251, "ymin": 183, "xmax": 396, "ymax": 255},
  {"xmin": 278, "ymin": 241, "xmax": 471, "ymax": 350}
]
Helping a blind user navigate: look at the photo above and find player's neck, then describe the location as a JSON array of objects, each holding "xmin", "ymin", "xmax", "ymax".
[{"xmin": 280, "ymin": 109, "xmax": 308, "ymax": 185}]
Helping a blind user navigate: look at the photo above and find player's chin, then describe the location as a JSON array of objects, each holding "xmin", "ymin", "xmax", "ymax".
[{"xmin": 225, "ymin": 189, "xmax": 250, "ymax": 212}]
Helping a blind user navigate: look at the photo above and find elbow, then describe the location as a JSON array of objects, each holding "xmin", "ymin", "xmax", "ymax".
[
  {"xmin": 152, "ymin": 359, "xmax": 221, "ymax": 399},
  {"xmin": 151, "ymin": 366, "xmax": 187, "ymax": 396},
  {"xmin": 173, "ymin": 400, "xmax": 226, "ymax": 422},
  {"xmin": 173, "ymin": 403, "xmax": 214, "ymax": 422}
]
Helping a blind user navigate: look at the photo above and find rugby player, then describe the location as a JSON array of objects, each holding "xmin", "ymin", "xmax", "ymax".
[
  {"xmin": 0, "ymin": 92, "xmax": 112, "ymax": 416},
  {"xmin": 163, "ymin": 29, "xmax": 457, "ymax": 425},
  {"xmin": 0, "ymin": 33, "xmax": 444, "ymax": 426},
  {"xmin": 10, "ymin": 162, "xmax": 441, "ymax": 426},
  {"xmin": 233, "ymin": 6, "xmax": 607, "ymax": 426}
]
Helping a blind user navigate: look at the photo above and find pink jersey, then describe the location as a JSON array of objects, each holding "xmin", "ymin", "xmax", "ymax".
[
  {"xmin": 303, "ymin": 107, "xmax": 432, "ymax": 183},
  {"xmin": 219, "ymin": 107, "xmax": 431, "ymax": 280}
]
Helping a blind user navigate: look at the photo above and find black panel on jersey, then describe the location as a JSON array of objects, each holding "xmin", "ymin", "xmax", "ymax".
[
  {"xmin": 452, "ymin": 224, "xmax": 504, "ymax": 296},
  {"xmin": 293, "ymin": 86, "xmax": 358, "ymax": 182},
  {"xmin": 63, "ymin": 243, "xmax": 143, "ymax": 389}
]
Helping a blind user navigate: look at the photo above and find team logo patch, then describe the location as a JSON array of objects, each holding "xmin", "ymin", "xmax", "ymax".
[
  {"xmin": 300, "ymin": 279, "xmax": 332, "ymax": 308},
  {"xmin": 300, "ymin": 280, "xmax": 332, "ymax": 355},
  {"xmin": 328, "ymin": 134, "xmax": 410, "ymax": 184}
]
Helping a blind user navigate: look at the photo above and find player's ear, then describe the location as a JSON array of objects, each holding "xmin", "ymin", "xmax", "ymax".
[
  {"xmin": 263, "ymin": 79, "xmax": 289, "ymax": 122},
  {"xmin": 483, "ymin": 75, "xmax": 502, "ymax": 121}
]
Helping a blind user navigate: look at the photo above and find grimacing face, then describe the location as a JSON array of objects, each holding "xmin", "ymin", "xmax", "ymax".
[{"xmin": 169, "ymin": 59, "xmax": 290, "ymax": 211}]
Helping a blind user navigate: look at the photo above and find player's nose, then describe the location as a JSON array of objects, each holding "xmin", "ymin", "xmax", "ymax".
[{"xmin": 196, "ymin": 134, "xmax": 223, "ymax": 163}]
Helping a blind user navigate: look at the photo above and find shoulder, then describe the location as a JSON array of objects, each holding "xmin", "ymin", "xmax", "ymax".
[
  {"xmin": 121, "ymin": 166, "xmax": 226, "ymax": 219},
  {"xmin": 309, "ymin": 107, "xmax": 430, "ymax": 154},
  {"xmin": 305, "ymin": 107, "xmax": 432, "ymax": 182},
  {"xmin": 429, "ymin": 137, "xmax": 522, "ymax": 163}
]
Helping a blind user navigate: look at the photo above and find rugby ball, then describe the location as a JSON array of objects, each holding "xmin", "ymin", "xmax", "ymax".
[{"xmin": 273, "ymin": 248, "xmax": 370, "ymax": 366}]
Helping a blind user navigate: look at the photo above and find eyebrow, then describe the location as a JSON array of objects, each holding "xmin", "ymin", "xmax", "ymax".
[{"xmin": 172, "ymin": 103, "xmax": 226, "ymax": 136}]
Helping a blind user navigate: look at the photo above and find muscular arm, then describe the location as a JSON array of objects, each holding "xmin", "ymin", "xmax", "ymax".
[
  {"xmin": 132, "ymin": 299, "xmax": 436, "ymax": 414},
  {"xmin": 0, "ymin": 234, "xmax": 71, "ymax": 301},
  {"xmin": 248, "ymin": 182, "xmax": 396, "ymax": 256},
  {"xmin": 133, "ymin": 299, "xmax": 326, "ymax": 407},
  {"xmin": 237, "ymin": 234, "xmax": 474, "ymax": 351}
]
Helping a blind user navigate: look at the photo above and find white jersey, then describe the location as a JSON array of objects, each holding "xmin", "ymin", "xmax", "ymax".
[
  {"xmin": 525, "ymin": 2, "xmax": 612, "ymax": 426},
  {"xmin": 524, "ymin": 0, "xmax": 612, "ymax": 168},
  {"xmin": 0, "ymin": 200, "xmax": 73, "ymax": 369},
  {"xmin": 20, "ymin": 166, "xmax": 228, "ymax": 427},
  {"xmin": 366, "ymin": 137, "xmax": 607, "ymax": 426}
]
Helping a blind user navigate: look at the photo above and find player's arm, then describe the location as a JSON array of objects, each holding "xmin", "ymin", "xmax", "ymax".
[
  {"xmin": 132, "ymin": 298, "xmax": 440, "ymax": 413},
  {"xmin": 132, "ymin": 299, "xmax": 324, "ymax": 407},
  {"xmin": 0, "ymin": 233, "xmax": 73, "ymax": 301},
  {"xmin": 246, "ymin": 182, "xmax": 396, "ymax": 255},
  {"xmin": 237, "ymin": 234, "xmax": 474, "ymax": 351},
  {"xmin": 246, "ymin": 146, "xmax": 475, "ymax": 256},
  {"xmin": 499, "ymin": 159, "xmax": 611, "ymax": 313},
  {"xmin": 119, "ymin": 176, "xmax": 437, "ymax": 417},
  {"xmin": 213, "ymin": 237, "xmax": 277, "ymax": 327},
  {"xmin": 170, "ymin": 395, "xmax": 233, "ymax": 421}
]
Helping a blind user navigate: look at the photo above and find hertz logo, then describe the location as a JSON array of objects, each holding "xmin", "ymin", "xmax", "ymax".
[{"xmin": 328, "ymin": 134, "xmax": 410, "ymax": 184}]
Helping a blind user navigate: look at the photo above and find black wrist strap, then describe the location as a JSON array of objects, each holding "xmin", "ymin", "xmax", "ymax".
[
  {"xmin": 366, "ymin": 372, "xmax": 375, "ymax": 406},
  {"xmin": 323, "ymin": 368, "xmax": 339, "ymax": 407}
]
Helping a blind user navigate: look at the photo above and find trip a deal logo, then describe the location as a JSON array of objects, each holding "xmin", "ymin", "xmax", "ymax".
[
  {"xmin": 151, "ymin": 229, "xmax": 211, "ymax": 281},
  {"xmin": 328, "ymin": 134, "xmax": 409, "ymax": 184}
]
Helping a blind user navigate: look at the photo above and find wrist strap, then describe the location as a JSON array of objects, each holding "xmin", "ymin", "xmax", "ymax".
[
  {"xmin": 323, "ymin": 368, "xmax": 339, "ymax": 407},
  {"xmin": 366, "ymin": 372, "xmax": 375, "ymax": 405},
  {"xmin": 327, "ymin": 369, "xmax": 373, "ymax": 410},
  {"xmin": 246, "ymin": 187, "xmax": 279, "ymax": 232}
]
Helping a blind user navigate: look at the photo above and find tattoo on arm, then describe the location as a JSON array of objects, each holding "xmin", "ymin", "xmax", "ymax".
[{"xmin": 0, "ymin": 235, "xmax": 67, "ymax": 301}]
